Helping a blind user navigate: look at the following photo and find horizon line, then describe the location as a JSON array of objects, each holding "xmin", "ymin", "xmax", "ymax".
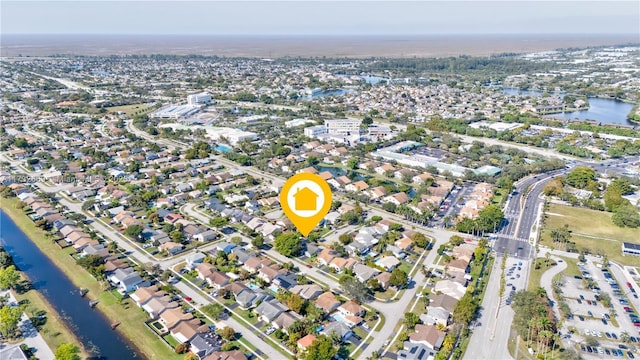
[{"xmin": 3, "ymin": 32, "xmax": 639, "ymax": 37}]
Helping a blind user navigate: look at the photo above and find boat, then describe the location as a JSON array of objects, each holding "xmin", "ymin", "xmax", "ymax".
[
  {"xmin": 89, "ymin": 300, "xmax": 99, "ymax": 308},
  {"xmin": 79, "ymin": 288, "xmax": 89, "ymax": 297},
  {"xmin": 111, "ymin": 321, "xmax": 120, "ymax": 330}
]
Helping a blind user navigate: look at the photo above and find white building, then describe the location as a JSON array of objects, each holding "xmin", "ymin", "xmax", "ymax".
[
  {"xmin": 324, "ymin": 119, "xmax": 361, "ymax": 136},
  {"xmin": 203, "ymin": 127, "xmax": 257, "ymax": 145},
  {"xmin": 187, "ymin": 92, "xmax": 211, "ymax": 105},
  {"xmin": 150, "ymin": 105, "xmax": 200, "ymax": 119},
  {"xmin": 286, "ymin": 118, "xmax": 316, "ymax": 128},
  {"xmin": 304, "ymin": 125, "xmax": 327, "ymax": 137}
]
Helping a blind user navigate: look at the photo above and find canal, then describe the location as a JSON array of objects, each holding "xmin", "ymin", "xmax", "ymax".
[{"xmin": 0, "ymin": 210, "xmax": 140, "ymax": 360}]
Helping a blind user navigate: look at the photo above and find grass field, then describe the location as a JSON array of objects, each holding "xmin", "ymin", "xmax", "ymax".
[
  {"xmin": 105, "ymin": 103, "xmax": 153, "ymax": 116},
  {"xmin": 540, "ymin": 203, "xmax": 640, "ymax": 266},
  {"xmin": 1, "ymin": 197, "xmax": 182, "ymax": 360},
  {"xmin": 527, "ymin": 257, "xmax": 557, "ymax": 292}
]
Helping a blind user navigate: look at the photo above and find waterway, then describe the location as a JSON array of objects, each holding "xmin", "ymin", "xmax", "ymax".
[
  {"xmin": 0, "ymin": 210, "xmax": 140, "ymax": 360},
  {"xmin": 502, "ymin": 88, "xmax": 634, "ymax": 126},
  {"xmin": 304, "ymin": 88, "xmax": 356, "ymax": 99}
]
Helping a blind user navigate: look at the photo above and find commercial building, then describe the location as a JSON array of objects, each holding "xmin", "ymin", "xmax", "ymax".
[
  {"xmin": 150, "ymin": 105, "xmax": 200, "ymax": 119},
  {"xmin": 324, "ymin": 119, "xmax": 362, "ymax": 136},
  {"xmin": 203, "ymin": 127, "xmax": 257, "ymax": 145},
  {"xmin": 187, "ymin": 92, "xmax": 212, "ymax": 105},
  {"xmin": 622, "ymin": 242, "xmax": 640, "ymax": 257},
  {"xmin": 304, "ymin": 125, "xmax": 327, "ymax": 137},
  {"xmin": 286, "ymin": 118, "xmax": 316, "ymax": 128}
]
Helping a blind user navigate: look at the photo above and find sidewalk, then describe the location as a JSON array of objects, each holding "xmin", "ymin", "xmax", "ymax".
[{"xmin": 1, "ymin": 290, "xmax": 54, "ymax": 360}]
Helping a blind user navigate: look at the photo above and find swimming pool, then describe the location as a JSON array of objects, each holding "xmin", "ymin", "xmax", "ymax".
[
  {"xmin": 332, "ymin": 313, "xmax": 347, "ymax": 323},
  {"xmin": 215, "ymin": 145, "xmax": 232, "ymax": 152},
  {"xmin": 247, "ymin": 282, "xmax": 259, "ymax": 290},
  {"xmin": 268, "ymin": 284, "xmax": 279, "ymax": 293}
]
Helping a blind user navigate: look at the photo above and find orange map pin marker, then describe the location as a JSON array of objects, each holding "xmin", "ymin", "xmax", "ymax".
[{"xmin": 280, "ymin": 173, "xmax": 332, "ymax": 236}]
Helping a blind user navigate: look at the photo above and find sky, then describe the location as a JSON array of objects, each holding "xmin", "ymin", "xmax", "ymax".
[{"xmin": 1, "ymin": 1, "xmax": 639, "ymax": 36}]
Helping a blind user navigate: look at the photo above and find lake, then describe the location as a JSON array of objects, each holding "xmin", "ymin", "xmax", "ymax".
[
  {"xmin": 502, "ymin": 88, "xmax": 634, "ymax": 126},
  {"xmin": 0, "ymin": 210, "xmax": 140, "ymax": 360}
]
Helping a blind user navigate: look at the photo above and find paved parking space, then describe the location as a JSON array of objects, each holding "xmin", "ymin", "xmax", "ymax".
[
  {"xmin": 503, "ymin": 258, "xmax": 529, "ymax": 305},
  {"xmin": 560, "ymin": 259, "xmax": 640, "ymax": 359}
]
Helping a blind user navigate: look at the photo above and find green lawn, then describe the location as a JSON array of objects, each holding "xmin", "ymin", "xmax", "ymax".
[
  {"xmin": 1, "ymin": 197, "xmax": 182, "ymax": 360},
  {"xmin": 541, "ymin": 203, "xmax": 640, "ymax": 266},
  {"xmin": 106, "ymin": 103, "xmax": 153, "ymax": 116},
  {"xmin": 527, "ymin": 257, "xmax": 558, "ymax": 292}
]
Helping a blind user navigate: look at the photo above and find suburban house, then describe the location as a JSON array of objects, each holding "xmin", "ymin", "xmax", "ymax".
[
  {"xmin": 203, "ymin": 350, "xmax": 247, "ymax": 360},
  {"xmin": 353, "ymin": 264, "xmax": 381, "ymax": 282},
  {"xmin": 337, "ymin": 300, "xmax": 365, "ymax": 317},
  {"xmin": 409, "ymin": 324, "xmax": 446, "ymax": 350},
  {"xmin": 254, "ymin": 299, "xmax": 288, "ymax": 323},
  {"xmin": 108, "ymin": 268, "xmax": 145, "ymax": 293},
  {"xmin": 171, "ymin": 319, "xmax": 209, "ymax": 344},
  {"xmin": 289, "ymin": 284, "xmax": 323, "ymax": 300},
  {"xmin": 194, "ymin": 230, "xmax": 217, "ymax": 242},
  {"xmin": 160, "ymin": 308, "xmax": 193, "ymax": 330},
  {"xmin": 376, "ymin": 256, "xmax": 401, "ymax": 271},
  {"xmin": 273, "ymin": 311, "xmax": 299, "ymax": 332},
  {"xmin": 397, "ymin": 341, "xmax": 437, "ymax": 360},
  {"xmin": 434, "ymin": 280, "xmax": 467, "ymax": 300},
  {"xmin": 297, "ymin": 334, "xmax": 317, "ymax": 351},
  {"xmin": 321, "ymin": 321, "xmax": 352, "ymax": 341},
  {"xmin": 375, "ymin": 272, "xmax": 392, "ymax": 290},
  {"xmin": 315, "ymin": 291, "xmax": 341, "ymax": 314}
]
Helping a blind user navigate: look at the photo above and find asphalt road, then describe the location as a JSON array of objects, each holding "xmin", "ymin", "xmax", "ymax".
[{"xmin": 464, "ymin": 257, "xmax": 530, "ymax": 360}]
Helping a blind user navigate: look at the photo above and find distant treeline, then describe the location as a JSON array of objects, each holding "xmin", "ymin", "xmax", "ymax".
[{"xmin": 355, "ymin": 55, "xmax": 557, "ymax": 78}]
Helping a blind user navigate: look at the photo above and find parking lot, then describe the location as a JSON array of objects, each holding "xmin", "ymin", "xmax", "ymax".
[
  {"xmin": 504, "ymin": 258, "xmax": 529, "ymax": 306},
  {"xmin": 561, "ymin": 258, "xmax": 640, "ymax": 359}
]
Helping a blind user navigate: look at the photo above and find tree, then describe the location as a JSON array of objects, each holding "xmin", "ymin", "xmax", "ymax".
[
  {"xmin": 382, "ymin": 202, "xmax": 397, "ymax": 213},
  {"xmin": 54, "ymin": 343, "xmax": 80, "ymax": 360},
  {"xmin": 124, "ymin": 224, "xmax": 143, "ymax": 238},
  {"xmin": 220, "ymin": 326, "xmax": 236, "ymax": 341},
  {"xmin": 404, "ymin": 312, "xmax": 420, "ymax": 330},
  {"xmin": 452, "ymin": 292, "xmax": 477, "ymax": 326},
  {"xmin": 251, "ymin": 235, "xmax": 264, "ymax": 248},
  {"xmin": 184, "ymin": 353, "xmax": 199, "ymax": 360},
  {"xmin": 302, "ymin": 335, "xmax": 337, "ymax": 360},
  {"xmin": 549, "ymin": 224, "xmax": 571, "ymax": 245},
  {"xmin": 367, "ymin": 277, "xmax": 381, "ymax": 291},
  {"xmin": 76, "ymin": 255, "xmax": 104, "ymax": 270},
  {"xmin": 175, "ymin": 343, "xmax": 189, "ymax": 354},
  {"xmin": 201, "ymin": 303, "xmax": 225, "ymax": 320},
  {"xmin": 0, "ymin": 304, "xmax": 23, "ymax": 338},
  {"xmin": 604, "ymin": 186, "xmax": 628, "ymax": 212},
  {"xmin": 340, "ymin": 276, "xmax": 372, "ymax": 302},
  {"xmin": 346, "ymin": 157, "xmax": 359, "ymax": 170},
  {"xmin": 476, "ymin": 204, "xmax": 504, "ymax": 232},
  {"xmin": 565, "ymin": 166, "xmax": 596, "ymax": 189},
  {"xmin": 339, "ymin": 233, "xmax": 353, "ymax": 245},
  {"xmin": 542, "ymin": 179, "xmax": 563, "ymax": 197},
  {"xmin": 209, "ymin": 217, "xmax": 229, "ymax": 228},
  {"xmin": 411, "ymin": 232, "xmax": 429, "ymax": 248},
  {"xmin": 0, "ymin": 265, "xmax": 20, "ymax": 290},
  {"xmin": 612, "ymin": 205, "xmax": 640, "ymax": 228},
  {"xmin": 274, "ymin": 232, "xmax": 302, "ymax": 257},
  {"xmin": 389, "ymin": 268, "xmax": 408, "ymax": 287},
  {"xmin": 286, "ymin": 293, "xmax": 306, "ymax": 314},
  {"xmin": 170, "ymin": 230, "xmax": 184, "ymax": 243},
  {"xmin": 449, "ymin": 235, "xmax": 464, "ymax": 246}
]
